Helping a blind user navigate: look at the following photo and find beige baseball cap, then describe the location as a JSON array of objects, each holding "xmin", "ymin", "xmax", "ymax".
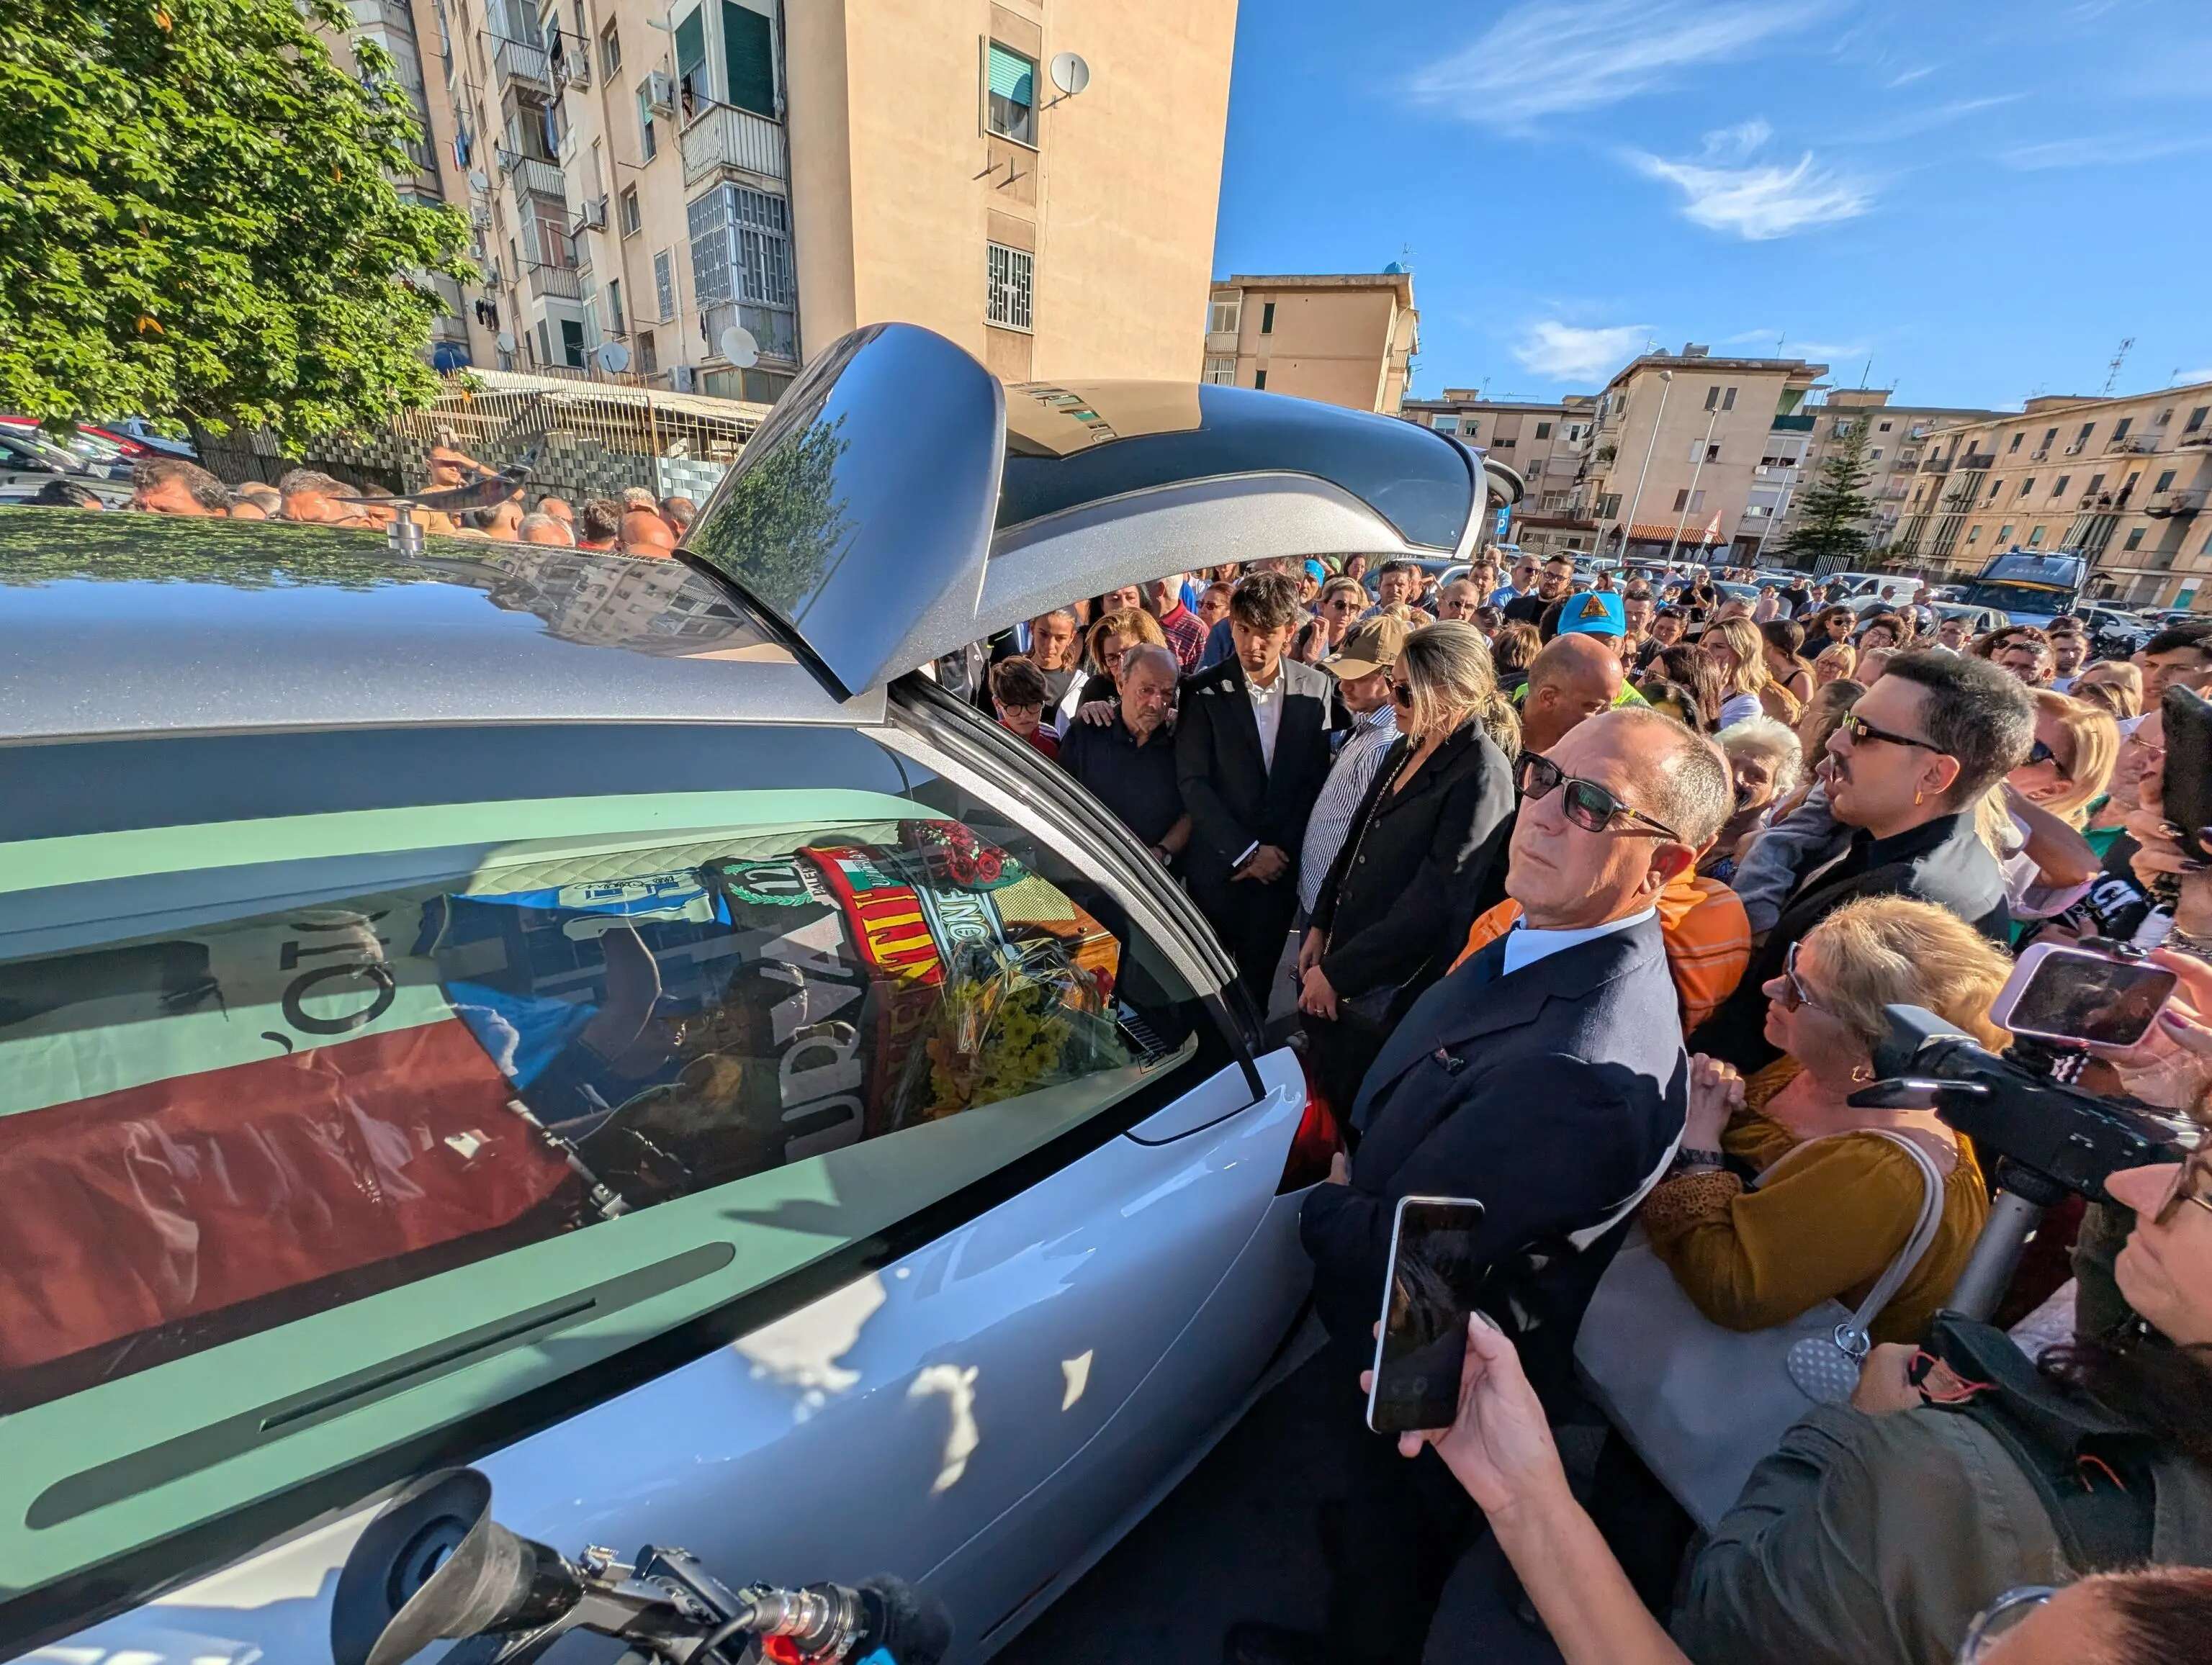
[{"xmin": 1321, "ymin": 613, "xmax": 1411, "ymax": 679}]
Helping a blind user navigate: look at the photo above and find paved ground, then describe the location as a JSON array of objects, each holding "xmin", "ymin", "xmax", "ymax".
[{"xmin": 995, "ymin": 1345, "xmax": 1350, "ymax": 1665}]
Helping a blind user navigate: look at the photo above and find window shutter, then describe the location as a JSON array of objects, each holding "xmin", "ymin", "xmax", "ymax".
[
  {"xmin": 721, "ymin": 2, "xmax": 774, "ymax": 114},
  {"xmin": 987, "ymin": 43, "xmax": 1033, "ymax": 104},
  {"xmin": 673, "ymin": 7, "xmax": 706, "ymax": 84}
]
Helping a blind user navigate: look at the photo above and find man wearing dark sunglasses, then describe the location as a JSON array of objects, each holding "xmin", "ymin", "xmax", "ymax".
[
  {"xmin": 1691, "ymin": 651, "xmax": 2035, "ymax": 1070},
  {"xmin": 1278, "ymin": 710, "xmax": 1732, "ymax": 1665}
]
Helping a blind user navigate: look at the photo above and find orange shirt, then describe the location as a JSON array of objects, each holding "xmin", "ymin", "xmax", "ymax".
[{"xmin": 1450, "ymin": 871, "xmax": 1752, "ymax": 1032}]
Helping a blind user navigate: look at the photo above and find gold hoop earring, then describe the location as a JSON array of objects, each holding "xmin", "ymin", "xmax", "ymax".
[{"xmin": 1851, "ymin": 1062, "xmax": 1875, "ymax": 1083}]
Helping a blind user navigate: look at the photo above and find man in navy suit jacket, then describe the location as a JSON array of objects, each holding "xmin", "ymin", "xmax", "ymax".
[
  {"xmin": 1233, "ymin": 710, "xmax": 1732, "ymax": 1665},
  {"xmin": 1177, "ymin": 572, "xmax": 1334, "ymax": 1008}
]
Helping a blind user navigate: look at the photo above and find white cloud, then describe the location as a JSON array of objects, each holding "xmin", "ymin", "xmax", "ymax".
[
  {"xmin": 1513, "ymin": 321, "xmax": 1652, "ymax": 383},
  {"xmin": 1701, "ymin": 119, "xmax": 1773, "ymax": 163},
  {"xmin": 1841, "ymin": 94, "xmax": 2025, "ymax": 144},
  {"xmin": 1793, "ymin": 339, "xmax": 1872, "ymax": 362},
  {"xmin": 1887, "ymin": 64, "xmax": 1936, "ymax": 86},
  {"xmin": 1722, "ymin": 327, "xmax": 1784, "ymax": 346},
  {"xmin": 1998, "ymin": 131, "xmax": 2212, "ymax": 171},
  {"xmin": 1408, "ymin": 0, "xmax": 1827, "ymax": 128},
  {"xmin": 2175, "ymin": 368, "xmax": 2212, "ymax": 388},
  {"xmin": 1626, "ymin": 147, "xmax": 1874, "ymax": 239}
]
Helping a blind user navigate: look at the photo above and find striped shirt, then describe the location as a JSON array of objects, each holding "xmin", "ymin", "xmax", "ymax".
[{"xmin": 1298, "ymin": 703, "xmax": 1401, "ymax": 914}]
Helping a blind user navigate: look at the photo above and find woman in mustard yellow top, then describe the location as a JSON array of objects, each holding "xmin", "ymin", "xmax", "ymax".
[{"xmin": 1641, "ymin": 895, "xmax": 2014, "ymax": 1345}]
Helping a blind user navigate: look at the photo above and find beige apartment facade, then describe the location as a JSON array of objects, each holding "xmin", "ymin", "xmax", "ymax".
[
  {"xmin": 1576, "ymin": 348, "xmax": 1828, "ymax": 565},
  {"xmin": 1401, "ymin": 391, "xmax": 1600, "ymax": 553},
  {"xmin": 415, "ymin": 0, "xmax": 1235, "ymax": 400},
  {"xmin": 1892, "ymin": 382, "xmax": 2212, "ymax": 605},
  {"xmin": 1201, "ymin": 271, "xmax": 1419, "ymax": 412},
  {"xmin": 1770, "ymin": 388, "xmax": 2007, "ymax": 554}
]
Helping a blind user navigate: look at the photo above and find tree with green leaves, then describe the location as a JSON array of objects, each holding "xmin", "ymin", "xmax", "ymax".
[
  {"xmin": 1777, "ymin": 419, "xmax": 1878, "ymax": 568},
  {"xmin": 0, "ymin": 0, "xmax": 474, "ymax": 446}
]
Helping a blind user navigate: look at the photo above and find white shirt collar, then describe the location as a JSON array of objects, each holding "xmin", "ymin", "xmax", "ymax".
[{"xmin": 1500, "ymin": 906, "xmax": 1656, "ymax": 977}]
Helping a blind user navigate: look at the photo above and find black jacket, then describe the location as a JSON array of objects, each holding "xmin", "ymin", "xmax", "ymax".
[
  {"xmin": 1690, "ymin": 809, "xmax": 2010, "ymax": 1070},
  {"xmin": 1300, "ymin": 916, "xmax": 1688, "ymax": 1409},
  {"xmin": 1310, "ymin": 723, "xmax": 1515, "ymax": 1002},
  {"xmin": 1174, "ymin": 657, "xmax": 1334, "ymax": 894}
]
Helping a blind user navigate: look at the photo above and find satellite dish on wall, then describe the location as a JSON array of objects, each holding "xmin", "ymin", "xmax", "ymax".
[
  {"xmin": 595, "ymin": 339, "xmax": 632, "ymax": 373},
  {"xmin": 1049, "ymin": 52, "xmax": 1089, "ymax": 96},
  {"xmin": 495, "ymin": 330, "xmax": 516, "ymax": 353},
  {"xmin": 717, "ymin": 325, "xmax": 759, "ymax": 369},
  {"xmin": 467, "ymin": 169, "xmax": 491, "ymax": 194}
]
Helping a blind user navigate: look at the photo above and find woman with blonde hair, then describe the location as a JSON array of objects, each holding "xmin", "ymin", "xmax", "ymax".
[
  {"xmin": 1812, "ymin": 641, "xmax": 1857, "ymax": 687},
  {"xmin": 1073, "ymin": 605, "xmax": 1167, "ymax": 707},
  {"xmin": 1297, "ymin": 622, "xmax": 1516, "ymax": 1106},
  {"xmin": 1644, "ymin": 895, "xmax": 2013, "ymax": 1345},
  {"xmin": 1997, "ymin": 690, "xmax": 2121, "ymax": 915},
  {"xmin": 1699, "ymin": 616, "xmax": 1771, "ymax": 728},
  {"xmin": 2073, "ymin": 657, "xmax": 2143, "ymax": 719}
]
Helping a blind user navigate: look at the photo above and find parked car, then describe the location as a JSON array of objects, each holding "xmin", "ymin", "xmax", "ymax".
[
  {"xmin": 104, "ymin": 415, "xmax": 202, "ymax": 459},
  {"xmin": 0, "ymin": 427, "xmax": 135, "ymax": 505},
  {"xmin": 4, "ymin": 325, "xmax": 1498, "ymax": 1665},
  {"xmin": 0, "ymin": 416, "xmax": 143, "ymax": 477}
]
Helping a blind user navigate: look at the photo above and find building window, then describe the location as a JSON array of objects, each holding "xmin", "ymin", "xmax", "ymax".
[
  {"xmin": 2157, "ymin": 408, "xmax": 2175, "ymax": 427},
  {"xmin": 2009, "ymin": 433, "xmax": 2023, "ymax": 453},
  {"xmin": 606, "ymin": 276, "xmax": 625, "ymax": 333},
  {"xmin": 2087, "ymin": 472, "xmax": 2106, "ymax": 496},
  {"xmin": 1723, "ymin": 386, "xmax": 1737, "ymax": 411},
  {"xmin": 2028, "ymin": 525, "xmax": 2045, "ymax": 546},
  {"xmin": 1704, "ymin": 385, "xmax": 1719, "ymax": 411},
  {"xmin": 985, "ymin": 42, "xmax": 1035, "ymax": 145},
  {"xmin": 687, "ymin": 183, "xmax": 797, "ymax": 358},
  {"xmin": 1870, "ymin": 448, "xmax": 1882, "ymax": 460},
  {"xmin": 2018, "ymin": 477, "xmax": 2036, "ymax": 499},
  {"xmin": 722, "ymin": 0, "xmax": 775, "ymax": 116},
  {"xmin": 637, "ymin": 81, "xmax": 659, "ymax": 160},
  {"xmin": 1254, "ymin": 369, "xmax": 1267, "ymax": 391},
  {"xmin": 1259, "ymin": 300, "xmax": 1276, "ymax": 335},
  {"xmin": 620, "ymin": 185, "xmax": 641, "ymax": 235},
  {"xmin": 2077, "ymin": 421, "xmax": 2095, "ymax": 442},
  {"xmin": 1208, "ymin": 294, "xmax": 1240, "ymax": 335},
  {"xmin": 1879, "ymin": 420, "xmax": 1892, "ymax": 432},
  {"xmin": 1997, "ymin": 523, "xmax": 2014, "ymax": 544},
  {"xmin": 1534, "ymin": 421, "xmax": 1552, "ymax": 439},
  {"xmin": 1431, "ymin": 415, "xmax": 1459, "ymax": 433},
  {"xmin": 985, "ymin": 241, "xmax": 1033, "ymax": 330},
  {"xmin": 2052, "ymin": 475, "xmax": 2070, "ymax": 497},
  {"xmin": 653, "ymin": 248, "xmax": 675, "ymax": 318},
  {"xmin": 2113, "ymin": 417, "xmax": 2133, "ymax": 441},
  {"xmin": 2157, "ymin": 470, "xmax": 2177, "ymax": 493},
  {"xmin": 2187, "ymin": 406, "xmax": 2208, "ymax": 434},
  {"xmin": 1967, "ymin": 525, "xmax": 1982, "ymax": 543},
  {"xmin": 1202, "ymin": 356, "xmax": 1236, "ymax": 384},
  {"xmin": 600, "ymin": 20, "xmax": 621, "ymax": 74},
  {"xmin": 2124, "ymin": 527, "xmax": 2146, "ymax": 551},
  {"xmin": 637, "ymin": 328, "xmax": 657, "ymax": 374}
]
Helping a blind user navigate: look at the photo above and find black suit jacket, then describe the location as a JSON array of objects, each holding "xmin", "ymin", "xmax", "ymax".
[
  {"xmin": 1310, "ymin": 723, "xmax": 1516, "ymax": 1002},
  {"xmin": 1689, "ymin": 809, "xmax": 2010, "ymax": 1070},
  {"xmin": 1300, "ymin": 916, "xmax": 1687, "ymax": 1409},
  {"xmin": 1174, "ymin": 657, "xmax": 1335, "ymax": 895}
]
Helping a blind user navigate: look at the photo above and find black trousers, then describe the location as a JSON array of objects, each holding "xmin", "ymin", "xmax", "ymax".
[{"xmin": 1195, "ymin": 873, "xmax": 1298, "ymax": 1010}]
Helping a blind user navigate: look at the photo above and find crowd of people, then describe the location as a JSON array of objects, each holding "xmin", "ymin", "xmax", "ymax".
[
  {"xmin": 952, "ymin": 550, "xmax": 2212, "ymax": 1665},
  {"xmin": 54, "ymin": 450, "xmax": 698, "ymax": 559}
]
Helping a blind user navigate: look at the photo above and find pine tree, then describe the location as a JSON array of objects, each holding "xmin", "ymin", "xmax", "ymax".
[
  {"xmin": 1778, "ymin": 420, "xmax": 1877, "ymax": 569},
  {"xmin": 0, "ymin": 0, "xmax": 474, "ymax": 446}
]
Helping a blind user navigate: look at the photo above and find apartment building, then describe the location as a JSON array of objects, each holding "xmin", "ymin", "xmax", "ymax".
[
  {"xmin": 1201, "ymin": 270, "xmax": 1419, "ymax": 413},
  {"xmin": 417, "ymin": 0, "xmax": 1235, "ymax": 398},
  {"xmin": 1576, "ymin": 347, "xmax": 1828, "ymax": 564},
  {"xmin": 1767, "ymin": 388, "xmax": 2007, "ymax": 552},
  {"xmin": 1401, "ymin": 391, "xmax": 1600, "ymax": 552},
  {"xmin": 1892, "ymin": 382, "xmax": 2212, "ymax": 605}
]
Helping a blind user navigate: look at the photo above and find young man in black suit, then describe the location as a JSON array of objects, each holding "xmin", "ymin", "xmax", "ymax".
[
  {"xmin": 1228, "ymin": 708, "xmax": 1732, "ymax": 1665},
  {"xmin": 1176, "ymin": 571, "xmax": 1335, "ymax": 1010}
]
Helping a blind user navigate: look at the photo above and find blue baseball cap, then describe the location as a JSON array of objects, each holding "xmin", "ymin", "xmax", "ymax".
[
  {"xmin": 1304, "ymin": 559, "xmax": 1329, "ymax": 581},
  {"xmin": 1556, "ymin": 590, "xmax": 1626, "ymax": 637}
]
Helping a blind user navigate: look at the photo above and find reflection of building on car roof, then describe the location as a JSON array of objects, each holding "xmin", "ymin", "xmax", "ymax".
[{"xmin": 0, "ymin": 816, "xmax": 1133, "ymax": 1410}]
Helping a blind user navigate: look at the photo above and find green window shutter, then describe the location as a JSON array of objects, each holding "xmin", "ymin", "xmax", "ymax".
[
  {"xmin": 987, "ymin": 43, "xmax": 1033, "ymax": 105},
  {"xmin": 673, "ymin": 6, "xmax": 706, "ymax": 82},
  {"xmin": 721, "ymin": 1, "xmax": 775, "ymax": 115}
]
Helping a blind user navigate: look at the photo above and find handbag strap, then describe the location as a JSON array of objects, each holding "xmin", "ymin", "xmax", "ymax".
[{"xmin": 1833, "ymin": 1129, "xmax": 1949, "ymax": 1355}]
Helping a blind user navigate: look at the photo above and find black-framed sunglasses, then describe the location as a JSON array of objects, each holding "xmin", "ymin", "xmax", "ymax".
[
  {"xmin": 2025, "ymin": 737, "xmax": 2067, "ymax": 773},
  {"xmin": 2155, "ymin": 1147, "xmax": 2212, "ymax": 1228},
  {"xmin": 1392, "ymin": 680, "xmax": 1414, "ymax": 708},
  {"xmin": 1516, "ymin": 753, "xmax": 1681, "ymax": 841},
  {"xmin": 1838, "ymin": 711, "xmax": 1944, "ymax": 754},
  {"xmin": 1774, "ymin": 939, "xmax": 1829, "ymax": 1014}
]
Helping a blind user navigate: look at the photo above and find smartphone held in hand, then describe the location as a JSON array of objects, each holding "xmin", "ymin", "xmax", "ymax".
[
  {"xmin": 1989, "ymin": 941, "xmax": 2180, "ymax": 1050},
  {"xmin": 1367, "ymin": 1195, "xmax": 1487, "ymax": 1435}
]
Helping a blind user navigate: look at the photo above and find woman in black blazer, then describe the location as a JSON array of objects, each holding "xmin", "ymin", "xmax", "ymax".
[{"xmin": 1296, "ymin": 621, "xmax": 1519, "ymax": 1109}]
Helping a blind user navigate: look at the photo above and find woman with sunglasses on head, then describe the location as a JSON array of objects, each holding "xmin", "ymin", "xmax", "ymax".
[
  {"xmin": 1295, "ymin": 623, "xmax": 1517, "ymax": 1109},
  {"xmin": 1996, "ymin": 692, "xmax": 2120, "ymax": 921}
]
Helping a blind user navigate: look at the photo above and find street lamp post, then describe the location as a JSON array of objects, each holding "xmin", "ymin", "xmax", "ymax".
[
  {"xmin": 1665, "ymin": 404, "xmax": 1722, "ymax": 567},
  {"xmin": 1615, "ymin": 369, "xmax": 1672, "ymax": 564}
]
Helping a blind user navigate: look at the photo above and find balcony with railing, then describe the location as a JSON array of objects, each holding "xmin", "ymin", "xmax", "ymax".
[
  {"xmin": 501, "ymin": 149, "xmax": 564, "ymax": 203},
  {"xmin": 1771, "ymin": 412, "xmax": 1816, "ymax": 433},
  {"xmin": 525, "ymin": 261, "xmax": 581, "ymax": 301},
  {"xmin": 2106, "ymin": 433, "xmax": 2156, "ymax": 454},
  {"xmin": 1959, "ymin": 451, "xmax": 1998, "ymax": 471},
  {"xmin": 1923, "ymin": 454, "xmax": 1954, "ymax": 474},
  {"xmin": 680, "ymin": 101, "xmax": 788, "ymax": 188},
  {"xmin": 492, "ymin": 34, "xmax": 549, "ymax": 91},
  {"xmin": 2149, "ymin": 489, "xmax": 2206, "ymax": 518},
  {"xmin": 1754, "ymin": 463, "xmax": 1799, "ymax": 483}
]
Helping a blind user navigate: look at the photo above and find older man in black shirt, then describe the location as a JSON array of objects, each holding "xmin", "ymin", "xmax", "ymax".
[{"xmin": 1058, "ymin": 644, "xmax": 1190, "ymax": 864}]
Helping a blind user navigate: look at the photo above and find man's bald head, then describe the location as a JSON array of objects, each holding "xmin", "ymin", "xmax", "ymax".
[
  {"xmin": 1521, "ymin": 632, "xmax": 1625, "ymax": 755},
  {"xmin": 518, "ymin": 512, "xmax": 573, "ymax": 546},
  {"xmin": 621, "ymin": 510, "xmax": 676, "ymax": 556}
]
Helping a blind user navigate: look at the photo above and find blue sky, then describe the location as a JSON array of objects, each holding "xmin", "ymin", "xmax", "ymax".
[{"xmin": 1211, "ymin": 0, "xmax": 2212, "ymax": 410}]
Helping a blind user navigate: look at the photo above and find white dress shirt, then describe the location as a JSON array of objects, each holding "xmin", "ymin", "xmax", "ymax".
[
  {"xmin": 1246, "ymin": 667, "xmax": 1285, "ymax": 770},
  {"xmin": 1500, "ymin": 906, "xmax": 1656, "ymax": 977}
]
